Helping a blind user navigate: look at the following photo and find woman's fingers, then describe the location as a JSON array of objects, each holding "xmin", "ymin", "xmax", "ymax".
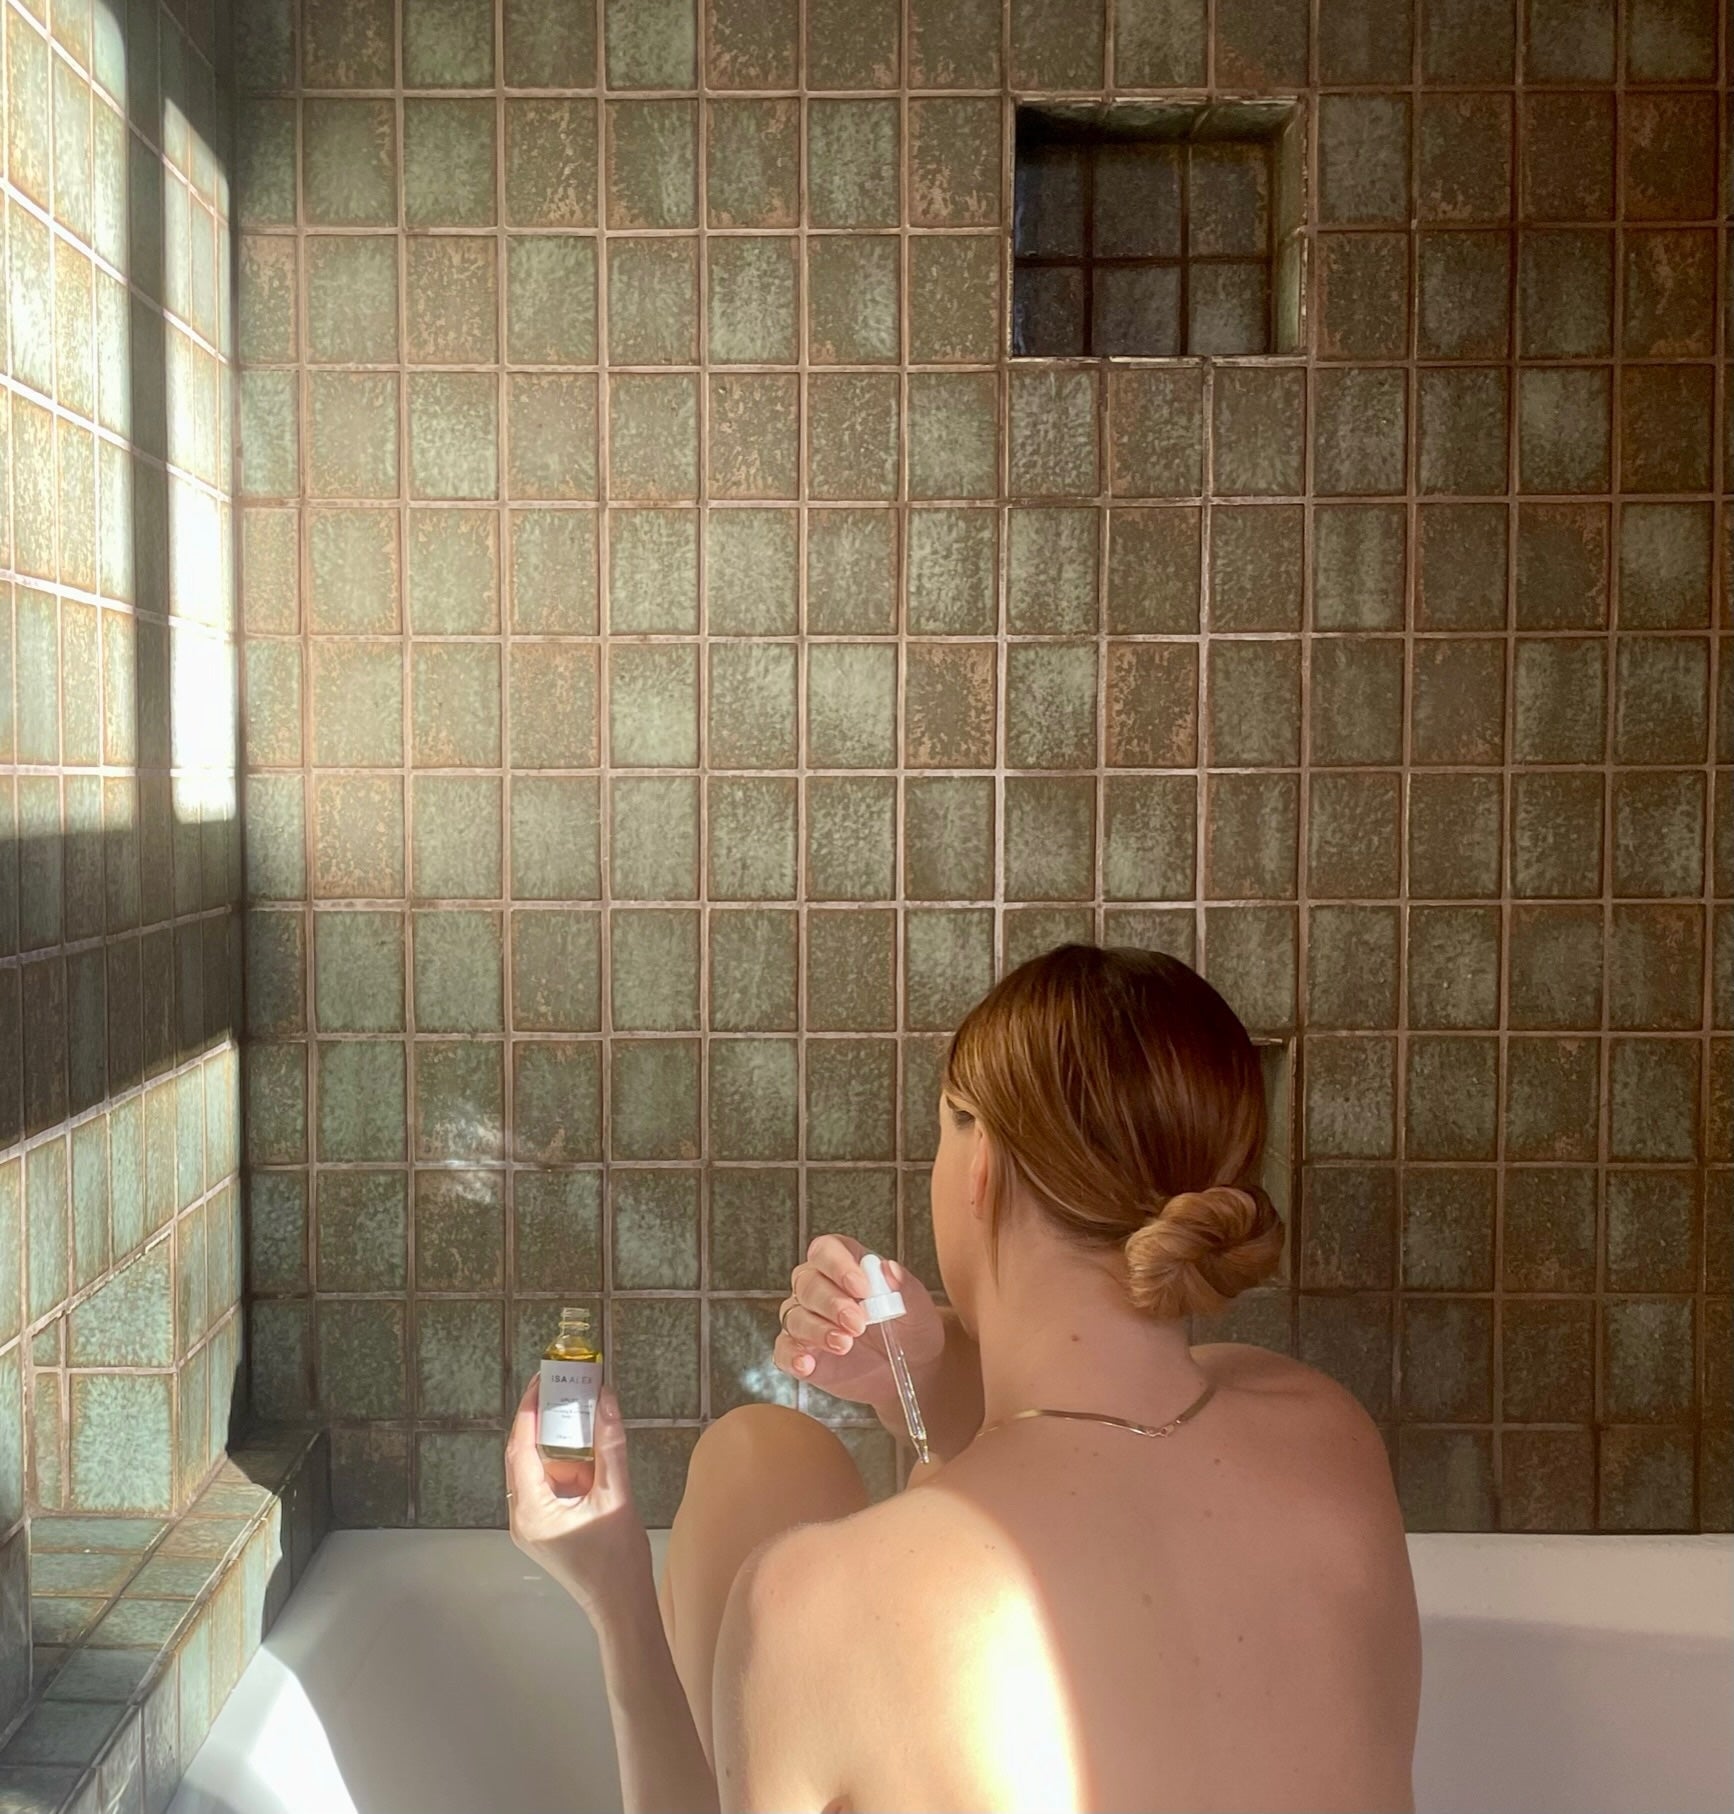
[
  {"xmin": 782, "ymin": 1299, "xmax": 858, "ymax": 1354},
  {"xmin": 773, "ymin": 1332, "xmax": 818, "ymax": 1379},
  {"xmin": 790, "ymin": 1265, "xmax": 868, "ymax": 1336},
  {"xmin": 590, "ymin": 1389, "xmax": 632, "ymax": 1503},
  {"xmin": 506, "ymin": 1383, "xmax": 559, "ymax": 1519},
  {"xmin": 806, "ymin": 1234, "xmax": 870, "ymax": 1298}
]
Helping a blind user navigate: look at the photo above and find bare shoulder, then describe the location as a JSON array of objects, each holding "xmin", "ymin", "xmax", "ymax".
[{"xmin": 1192, "ymin": 1342, "xmax": 1396, "ymax": 1499}]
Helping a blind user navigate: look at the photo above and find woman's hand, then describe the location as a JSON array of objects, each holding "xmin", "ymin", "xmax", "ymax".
[
  {"xmin": 773, "ymin": 1235, "xmax": 944, "ymax": 1406},
  {"xmin": 505, "ymin": 1377, "xmax": 653, "ymax": 1622}
]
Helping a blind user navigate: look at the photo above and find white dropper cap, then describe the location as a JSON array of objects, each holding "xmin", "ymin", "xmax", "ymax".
[{"xmin": 859, "ymin": 1253, "xmax": 906, "ymax": 1325}]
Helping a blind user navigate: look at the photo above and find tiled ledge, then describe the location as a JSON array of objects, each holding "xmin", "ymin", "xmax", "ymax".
[{"xmin": 0, "ymin": 1432, "xmax": 331, "ymax": 1814}]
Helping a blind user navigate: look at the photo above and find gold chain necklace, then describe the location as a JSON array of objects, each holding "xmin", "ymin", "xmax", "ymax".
[{"xmin": 976, "ymin": 1378, "xmax": 1216, "ymax": 1443}]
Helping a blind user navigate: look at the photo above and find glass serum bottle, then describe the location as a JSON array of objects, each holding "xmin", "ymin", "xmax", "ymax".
[{"xmin": 539, "ymin": 1307, "xmax": 603, "ymax": 1462}]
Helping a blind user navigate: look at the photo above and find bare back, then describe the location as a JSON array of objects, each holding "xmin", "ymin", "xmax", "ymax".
[{"xmin": 795, "ymin": 1346, "xmax": 1420, "ymax": 1814}]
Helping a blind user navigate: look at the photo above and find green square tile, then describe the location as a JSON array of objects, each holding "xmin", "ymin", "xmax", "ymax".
[
  {"xmin": 705, "ymin": 0, "xmax": 796, "ymax": 82},
  {"xmin": 1307, "ymin": 904, "xmax": 1401, "ymax": 1031},
  {"xmin": 807, "ymin": 510, "xmax": 897, "ymax": 635},
  {"xmin": 706, "ymin": 99, "xmax": 799, "ymax": 228},
  {"xmin": 1103, "ymin": 774, "xmax": 1195, "ymax": 901},
  {"xmin": 504, "ymin": 0, "xmax": 596, "ymax": 84},
  {"xmin": 607, "ymin": 237, "xmax": 698, "ymax": 365},
  {"xmin": 606, "ymin": 99, "xmax": 697, "ymax": 228},
  {"xmin": 905, "ymin": 775, "xmax": 994, "ymax": 901},
  {"xmin": 1314, "ymin": 504, "xmax": 1407, "ymax": 632},
  {"xmin": 808, "ymin": 644, "xmax": 896, "ymax": 768},
  {"xmin": 411, "ymin": 644, "xmax": 501, "ymax": 768},
  {"xmin": 808, "ymin": 373, "xmax": 898, "ymax": 501},
  {"xmin": 709, "ymin": 1169, "xmax": 798, "ymax": 1291},
  {"xmin": 511, "ymin": 909, "xmax": 601, "ymax": 1031},
  {"xmin": 609, "ymin": 510, "xmax": 697, "ymax": 634},
  {"xmin": 511, "ymin": 511, "xmax": 599, "ymax": 633},
  {"xmin": 1004, "ymin": 776, "xmax": 1094, "ymax": 901},
  {"xmin": 504, "ymin": 98, "xmax": 599, "ymax": 228},
  {"xmin": 1010, "ymin": 0, "xmax": 1104, "ymax": 83},
  {"xmin": 310, "ymin": 774, "xmax": 404, "ymax": 899},
  {"xmin": 237, "ymin": 98, "xmax": 298, "ymax": 228},
  {"xmin": 510, "ymin": 1040, "xmax": 601, "ymax": 1162},
  {"xmin": 417, "ymin": 1039, "xmax": 506, "ymax": 1160},
  {"xmin": 612, "ymin": 1170, "xmax": 699, "ymax": 1288},
  {"xmin": 611, "ymin": 909, "xmax": 700, "ymax": 1031},
  {"xmin": 908, "ymin": 233, "xmax": 999, "ymax": 365},
  {"xmin": 1304, "ymin": 1037, "xmax": 1396, "ymax": 1159},
  {"xmin": 709, "ymin": 374, "xmax": 798, "ymax": 501},
  {"xmin": 706, "ymin": 237, "xmax": 798, "ymax": 366},
  {"xmin": 506, "ymin": 236, "xmax": 597, "ymax": 366},
  {"xmin": 308, "ymin": 508, "xmax": 400, "ymax": 636},
  {"xmin": 510, "ymin": 779, "xmax": 601, "ymax": 904},
  {"xmin": 910, "ymin": 0, "xmax": 999, "ymax": 82},
  {"xmin": 406, "ymin": 511, "xmax": 499, "ymax": 636},
  {"xmin": 1202, "ymin": 905, "xmax": 1297, "ymax": 1033},
  {"xmin": 710, "ymin": 1299, "xmax": 795, "ymax": 1414},
  {"xmin": 243, "ymin": 641, "xmax": 303, "ymax": 770},
  {"xmin": 408, "ymin": 372, "xmax": 498, "ymax": 502},
  {"xmin": 317, "ymin": 1301, "xmax": 406, "ymax": 1420},
  {"xmin": 808, "ymin": 910, "xmax": 895, "ymax": 1031},
  {"xmin": 413, "ymin": 910, "xmax": 503, "ymax": 1033},
  {"xmin": 247, "ymin": 1171, "xmax": 307, "ymax": 1295},
  {"xmin": 307, "ymin": 372, "xmax": 400, "ymax": 500},
  {"xmin": 244, "ymin": 1043, "xmax": 307, "ymax": 1166},
  {"xmin": 316, "ymin": 1171, "xmax": 407, "ymax": 1291},
  {"xmin": 905, "ymin": 909, "xmax": 995, "ymax": 1032},
  {"xmin": 309, "ymin": 641, "xmax": 402, "ymax": 768},
  {"xmin": 414, "ymin": 777, "xmax": 503, "ymax": 899},
  {"xmin": 1619, "ymin": 502, "xmax": 1711, "ymax": 630},
  {"xmin": 238, "ymin": 370, "xmax": 298, "ymax": 499},
  {"xmin": 808, "ymin": 237, "xmax": 899, "ymax": 365},
  {"xmin": 508, "ymin": 643, "xmax": 599, "ymax": 769},
  {"xmin": 610, "ymin": 1039, "xmax": 700, "ymax": 1159},
  {"xmin": 68, "ymin": 1237, "xmax": 169, "ymax": 1369},
  {"xmin": 1006, "ymin": 643, "xmax": 1098, "ymax": 769},
  {"xmin": 404, "ymin": 0, "xmax": 496, "ymax": 85},
  {"xmin": 906, "ymin": 509, "xmax": 997, "ymax": 635},
  {"xmin": 807, "ymin": 0, "xmax": 898, "ymax": 84},
  {"xmin": 609, "ymin": 644, "xmax": 698, "ymax": 768},
  {"xmin": 709, "ymin": 644, "xmax": 797, "ymax": 769},
  {"xmin": 1105, "ymin": 643, "xmax": 1196, "ymax": 769},
  {"xmin": 316, "ymin": 1040, "xmax": 406, "ymax": 1161},
  {"xmin": 54, "ymin": 243, "xmax": 95, "ymax": 420},
  {"xmin": 805, "ymin": 1040, "xmax": 895, "ymax": 1160},
  {"xmin": 610, "ymin": 776, "xmax": 699, "ymax": 899},
  {"xmin": 1612, "ymin": 772, "xmax": 1704, "ymax": 898},
  {"xmin": 415, "ymin": 1431, "xmax": 506, "ymax": 1527},
  {"xmin": 611, "ymin": 372, "xmax": 698, "ymax": 500},
  {"xmin": 1009, "ymin": 368, "xmax": 1099, "ymax": 498},
  {"xmin": 706, "ymin": 510, "xmax": 798, "ymax": 635},
  {"xmin": 404, "ymin": 99, "xmax": 496, "ymax": 227},
  {"xmin": 304, "ymin": 236, "xmax": 398, "ymax": 365},
  {"xmin": 606, "ymin": 0, "xmax": 695, "ymax": 85},
  {"xmin": 907, "ymin": 372, "xmax": 997, "ymax": 501},
  {"xmin": 612, "ymin": 1299, "xmax": 700, "ymax": 1420},
  {"xmin": 1006, "ymin": 508, "xmax": 1098, "ymax": 634},
  {"xmin": 302, "ymin": 0, "xmax": 394, "ymax": 84},
  {"xmin": 242, "ymin": 510, "xmax": 301, "ymax": 636},
  {"xmin": 406, "ymin": 238, "xmax": 498, "ymax": 365},
  {"xmin": 314, "ymin": 910, "xmax": 405, "ymax": 1034},
  {"xmin": 806, "ymin": 775, "xmax": 895, "ymax": 900},
  {"xmin": 417, "ymin": 1300, "xmax": 504, "ymax": 1419},
  {"xmin": 909, "ymin": 98, "xmax": 999, "ymax": 227},
  {"xmin": 1211, "ymin": 506, "xmax": 1303, "ymax": 632},
  {"xmin": 709, "ymin": 910, "xmax": 797, "ymax": 1031},
  {"xmin": 808, "ymin": 99, "xmax": 898, "ymax": 227},
  {"xmin": 68, "ymin": 1374, "xmax": 171, "ymax": 1514},
  {"xmin": 514, "ymin": 1171, "xmax": 601, "ymax": 1295},
  {"xmin": 303, "ymin": 100, "xmax": 397, "ymax": 227},
  {"xmin": 1208, "ymin": 641, "xmax": 1301, "ymax": 768}
]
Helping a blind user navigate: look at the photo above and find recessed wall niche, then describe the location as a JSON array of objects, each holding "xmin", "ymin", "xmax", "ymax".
[{"xmin": 1012, "ymin": 101, "xmax": 1305, "ymax": 358}]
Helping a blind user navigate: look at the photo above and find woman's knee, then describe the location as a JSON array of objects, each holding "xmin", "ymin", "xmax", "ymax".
[{"xmin": 680, "ymin": 1404, "xmax": 867, "ymax": 1522}]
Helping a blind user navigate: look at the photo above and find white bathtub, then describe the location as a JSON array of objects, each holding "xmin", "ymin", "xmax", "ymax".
[{"xmin": 170, "ymin": 1530, "xmax": 1732, "ymax": 1814}]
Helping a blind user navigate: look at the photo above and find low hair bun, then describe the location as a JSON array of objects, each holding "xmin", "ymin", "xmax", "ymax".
[{"xmin": 1124, "ymin": 1185, "xmax": 1284, "ymax": 1320}]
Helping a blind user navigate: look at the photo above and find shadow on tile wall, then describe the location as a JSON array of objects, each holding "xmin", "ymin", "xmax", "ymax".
[
  {"xmin": 0, "ymin": 0, "xmax": 241, "ymax": 1730},
  {"xmin": 232, "ymin": 0, "xmax": 1729, "ymax": 1537}
]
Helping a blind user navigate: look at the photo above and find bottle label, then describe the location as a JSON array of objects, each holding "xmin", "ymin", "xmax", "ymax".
[{"xmin": 539, "ymin": 1359, "xmax": 601, "ymax": 1450}]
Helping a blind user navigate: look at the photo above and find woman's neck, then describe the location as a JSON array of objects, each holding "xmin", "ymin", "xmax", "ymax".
[{"xmin": 970, "ymin": 1245, "xmax": 1209, "ymax": 1430}]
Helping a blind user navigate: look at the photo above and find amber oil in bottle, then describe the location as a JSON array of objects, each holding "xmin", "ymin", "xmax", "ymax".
[{"xmin": 539, "ymin": 1307, "xmax": 602, "ymax": 1461}]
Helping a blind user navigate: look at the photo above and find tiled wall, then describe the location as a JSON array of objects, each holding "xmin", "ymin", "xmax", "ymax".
[
  {"xmin": 1, "ymin": 0, "xmax": 240, "ymax": 1730},
  {"xmin": 233, "ymin": 0, "xmax": 1729, "ymax": 1535}
]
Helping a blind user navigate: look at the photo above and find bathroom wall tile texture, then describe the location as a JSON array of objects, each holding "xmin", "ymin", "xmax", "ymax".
[
  {"xmin": 0, "ymin": 0, "xmax": 243, "ymax": 1733},
  {"xmin": 235, "ymin": 0, "xmax": 1728, "ymax": 1534}
]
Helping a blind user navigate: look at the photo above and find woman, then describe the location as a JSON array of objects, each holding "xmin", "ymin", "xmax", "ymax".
[{"xmin": 506, "ymin": 946, "xmax": 1421, "ymax": 1812}]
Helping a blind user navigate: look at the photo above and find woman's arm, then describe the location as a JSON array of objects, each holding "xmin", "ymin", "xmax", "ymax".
[{"xmin": 505, "ymin": 1384, "xmax": 718, "ymax": 1814}]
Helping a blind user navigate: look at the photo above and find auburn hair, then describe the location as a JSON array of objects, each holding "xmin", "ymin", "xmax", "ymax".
[{"xmin": 942, "ymin": 945, "xmax": 1283, "ymax": 1319}]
